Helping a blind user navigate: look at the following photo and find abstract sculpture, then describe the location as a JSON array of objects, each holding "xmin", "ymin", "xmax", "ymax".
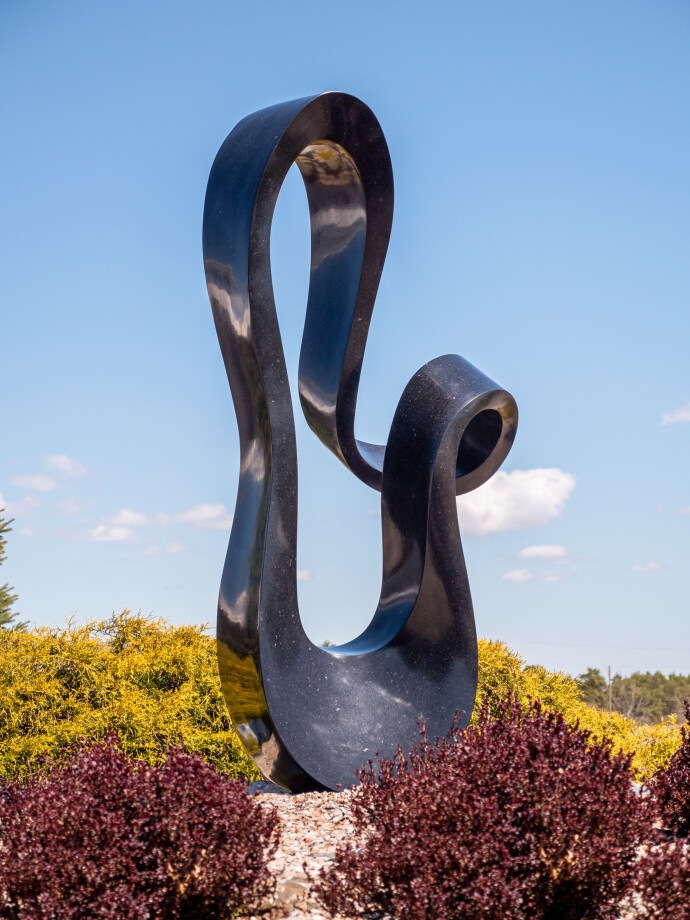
[{"xmin": 203, "ymin": 93, "xmax": 518, "ymax": 792}]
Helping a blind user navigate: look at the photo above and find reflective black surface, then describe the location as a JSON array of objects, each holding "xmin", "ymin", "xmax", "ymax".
[{"xmin": 203, "ymin": 93, "xmax": 518, "ymax": 792}]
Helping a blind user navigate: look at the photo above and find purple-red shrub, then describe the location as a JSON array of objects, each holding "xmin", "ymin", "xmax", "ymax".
[
  {"xmin": 647, "ymin": 700, "xmax": 690, "ymax": 838},
  {"xmin": 0, "ymin": 732, "xmax": 278, "ymax": 919},
  {"xmin": 625, "ymin": 838, "xmax": 690, "ymax": 919},
  {"xmin": 313, "ymin": 697, "xmax": 656, "ymax": 920}
]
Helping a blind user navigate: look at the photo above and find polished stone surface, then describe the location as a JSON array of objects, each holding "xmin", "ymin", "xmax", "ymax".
[{"xmin": 203, "ymin": 92, "xmax": 518, "ymax": 791}]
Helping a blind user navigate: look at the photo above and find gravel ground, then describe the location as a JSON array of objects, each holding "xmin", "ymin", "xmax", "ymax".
[
  {"xmin": 240, "ymin": 788, "xmax": 362, "ymax": 920},
  {"xmin": 239, "ymin": 787, "xmax": 678, "ymax": 920}
]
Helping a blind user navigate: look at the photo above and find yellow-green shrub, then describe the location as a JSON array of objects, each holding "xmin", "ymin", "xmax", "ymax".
[
  {"xmin": 0, "ymin": 614, "xmax": 679, "ymax": 784},
  {"xmin": 0, "ymin": 610, "xmax": 259, "ymax": 781},
  {"xmin": 477, "ymin": 638, "xmax": 682, "ymax": 779}
]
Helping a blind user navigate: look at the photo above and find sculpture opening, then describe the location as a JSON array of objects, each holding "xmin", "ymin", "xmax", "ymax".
[{"xmin": 456, "ymin": 408, "xmax": 504, "ymax": 478}]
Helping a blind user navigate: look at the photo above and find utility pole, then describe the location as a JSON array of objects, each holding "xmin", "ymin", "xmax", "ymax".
[{"xmin": 608, "ymin": 665, "xmax": 612, "ymax": 714}]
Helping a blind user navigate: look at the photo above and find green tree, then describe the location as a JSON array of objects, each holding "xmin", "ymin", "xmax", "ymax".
[
  {"xmin": 577, "ymin": 667, "xmax": 608, "ymax": 709},
  {"xmin": 578, "ymin": 666, "xmax": 690, "ymax": 725},
  {"xmin": 0, "ymin": 511, "xmax": 27, "ymax": 631}
]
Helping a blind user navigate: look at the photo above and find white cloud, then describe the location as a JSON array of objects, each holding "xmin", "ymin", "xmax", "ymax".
[
  {"xmin": 680, "ymin": 507, "xmax": 690, "ymax": 515},
  {"xmin": 89, "ymin": 524, "xmax": 137, "ymax": 543},
  {"xmin": 518, "ymin": 544, "xmax": 568, "ymax": 561},
  {"xmin": 19, "ymin": 525, "xmax": 38, "ymax": 536},
  {"xmin": 661, "ymin": 402, "xmax": 690, "ymax": 426},
  {"xmin": 142, "ymin": 542, "xmax": 188, "ymax": 556},
  {"xmin": 174, "ymin": 503, "xmax": 233, "ymax": 530},
  {"xmin": 631, "ymin": 562, "xmax": 665, "ymax": 572},
  {"xmin": 502, "ymin": 569, "xmax": 533, "ymax": 583},
  {"xmin": 10, "ymin": 474, "xmax": 58, "ymax": 492},
  {"xmin": 1, "ymin": 491, "xmax": 40, "ymax": 518},
  {"xmin": 297, "ymin": 569, "xmax": 311, "ymax": 581},
  {"xmin": 502, "ymin": 566, "xmax": 572, "ymax": 584},
  {"xmin": 59, "ymin": 497, "xmax": 89, "ymax": 517},
  {"xmin": 45, "ymin": 454, "xmax": 88, "ymax": 478},
  {"xmin": 15, "ymin": 496, "xmax": 41, "ymax": 514},
  {"xmin": 92, "ymin": 502, "xmax": 233, "ymax": 540},
  {"xmin": 457, "ymin": 468, "xmax": 576, "ymax": 538},
  {"xmin": 104, "ymin": 509, "xmax": 149, "ymax": 527}
]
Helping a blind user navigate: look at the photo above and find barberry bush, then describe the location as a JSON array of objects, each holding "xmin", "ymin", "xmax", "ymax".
[
  {"xmin": 477, "ymin": 639, "xmax": 682, "ymax": 778},
  {"xmin": 313, "ymin": 696, "xmax": 656, "ymax": 920},
  {"xmin": 622, "ymin": 838, "xmax": 690, "ymax": 919},
  {"xmin": 0, "ymin": 732, "xmax": 278, "ymax": 919},
  {"xmin": 646, "ymin": 700, "xmax": 690, "ymax": 837}
]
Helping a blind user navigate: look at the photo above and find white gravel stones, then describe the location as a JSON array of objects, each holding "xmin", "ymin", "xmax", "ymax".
[{"xmin": 240, "ymin": 788, "xmax": 365, "ymax": 920}]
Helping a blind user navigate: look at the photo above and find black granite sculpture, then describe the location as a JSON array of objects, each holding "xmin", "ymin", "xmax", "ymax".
[{"xmin": 202, "ymin": 93, "xmax": 518, "ymax": 792}]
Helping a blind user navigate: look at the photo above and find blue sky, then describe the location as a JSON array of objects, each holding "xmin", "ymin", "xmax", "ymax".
[{"xmin": 1, "ymin": 0, "xmax": 688, "ymax": 678}]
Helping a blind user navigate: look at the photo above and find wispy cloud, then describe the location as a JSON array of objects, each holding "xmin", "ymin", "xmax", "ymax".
[
  {"xmin": 517, "ymin": 544, "xmax": 568, "ymax": 561},
  {"xmin": 104, "ymin": 509, "xmax": 149, "ymax": 527},
  {"xmin": 45, "ymin": 454, "xmax": 88, "ymax": 478},
  {"xmin": 59, "ymin": 497, "xmax": 90, "ymax": 517},
  {"xmin": 142, "ymin": 542, "xmax": 188, "ymax": 556},
  {"xmin": 10, "ymin": 474, "xmax": 58, "ymax": 492},
  {"xmin": 92, "ymin": 502, "xmax": 233, "ymax": 539},
  {"xmin": 502, "ymin": 566, "xmax": 572, "ymax": 584},
  {"xmin": 174, "ymin": 504, "xmax": 233, "ymax": 530},
  {"xmin": 9, "ymin": 455, "xmax": 88, "ymax": 495},
  {"xmin": 297, "ymin": 569, "xmax": 311, "ymax": 581},
  {"xmin": 89, "ymin": 524, "xmax": 137, "ymax": 543},
  {"xmin": 502, "ymin": 569, "xmax": 533, "ymax": 583},
  {"xmin": 680, "ymin": 507, "xmax": 690, "ymax": 515},
  {"xmin": 0, "ymin": 491, "xmax": 41, "ymax": 517},
  {"xmin": 661, "ymin": 402, "xmax": 690, "ymax": 426},
  {"xmin": 458, "ymin": 468, "xmax": 576, "ymax": 538},
  {"xmin": 631, "ymin": 562, "xmax": 666, "ymax": 572},
  {"xmin": 542, "ymin": 572, "xmax": 571, "ymax": 583}
]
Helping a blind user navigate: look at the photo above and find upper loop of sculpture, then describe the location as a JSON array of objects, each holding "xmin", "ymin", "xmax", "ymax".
[{"xmin": 203, "ymin": 92, "xmax": 515, "ymax": 496}]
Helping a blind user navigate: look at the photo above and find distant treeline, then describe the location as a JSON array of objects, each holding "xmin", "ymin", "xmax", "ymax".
[{"xmin": 577, "ymin": 669, "xmax": 690, "ymax": 725}]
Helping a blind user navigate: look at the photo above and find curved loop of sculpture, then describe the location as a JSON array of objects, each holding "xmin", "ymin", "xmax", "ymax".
[{"xmin": 203, "ymin": 93, "xmax": 518, "ymax": 791}]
